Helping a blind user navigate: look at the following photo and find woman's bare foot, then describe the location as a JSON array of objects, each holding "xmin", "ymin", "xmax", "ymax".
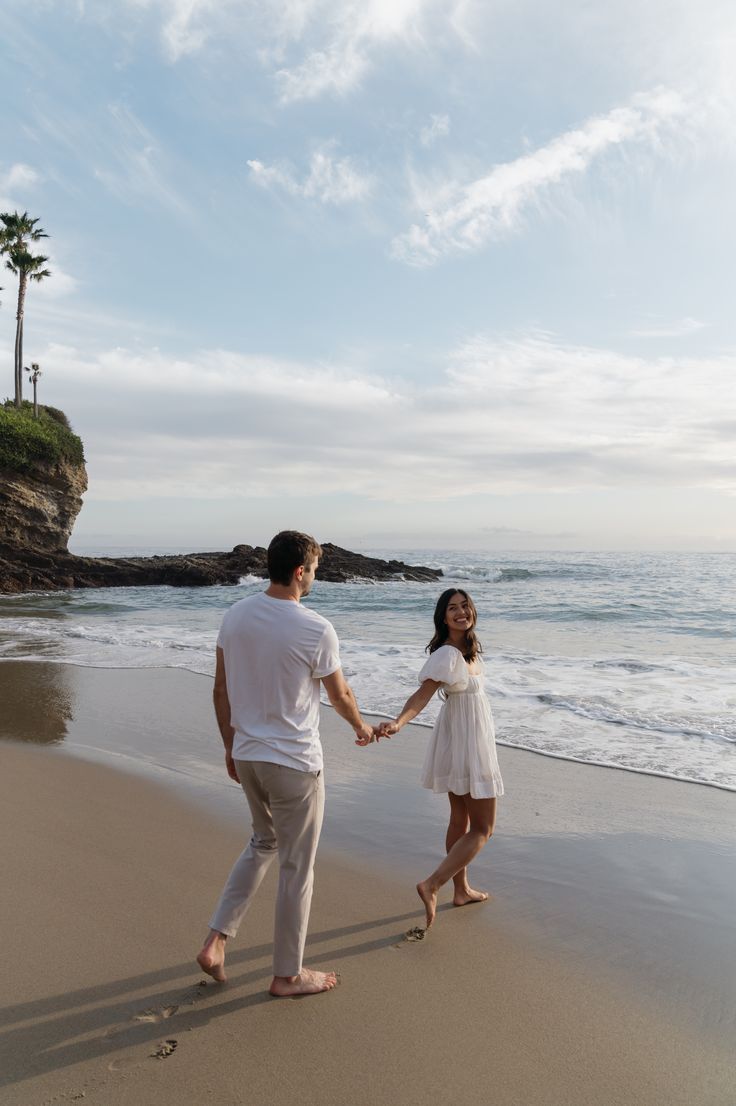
[
  {"xmin": 453, "ymin": 886, "xmax": 489, "ymax": 907},
  {"xmin": 416, "ymin": 879, "xmax": 438, "ymax": 928},
  {"xmin": 269, "ymin": 966, "xmax": 338, "ymax": 997},
  {"xmin": 196, "ymin": 930, "xmax": 228, "ymax": 983}
]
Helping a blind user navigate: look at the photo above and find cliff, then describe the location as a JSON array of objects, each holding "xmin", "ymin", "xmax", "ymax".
[
  {"xmin": 1, "ymin": 402, "xmax": 90, "ymax": 589},
  {"xmin": 0, "ymin": 456, "xmax": 88, "ymax": 552}
]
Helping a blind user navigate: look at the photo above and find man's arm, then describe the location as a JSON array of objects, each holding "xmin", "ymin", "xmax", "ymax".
[
  {"xmin": 321, "ymin": 668, "xmax": 374, "ymax": 744},
  {"xmin": 214, "ymin": 647, "xmax": 239, "ymax": 782}
]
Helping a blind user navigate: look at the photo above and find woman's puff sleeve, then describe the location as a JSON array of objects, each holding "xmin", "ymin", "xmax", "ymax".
[{"xmin": 418, "ymin": 645, "xmax": 468, "ymax": 689}]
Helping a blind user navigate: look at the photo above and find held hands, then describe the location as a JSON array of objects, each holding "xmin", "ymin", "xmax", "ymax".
[{"xmin": 355, "ymin": 719, "xmax": 400, "ymax": 746}]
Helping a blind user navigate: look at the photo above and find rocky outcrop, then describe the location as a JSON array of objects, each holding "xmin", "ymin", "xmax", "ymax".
[
  {"xmin": 316, "ymin": 543, "xmax": 440, "ymax": 582},
  {"xmin": 0, "ymin": 541, "xmax": 442, "ymax": 593},
  {"xmin": 0, "ymin": 458, "xmax": 88, "ymax": 552}
]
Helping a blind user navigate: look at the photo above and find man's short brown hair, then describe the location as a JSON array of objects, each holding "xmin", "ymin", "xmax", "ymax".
[{"xmin": 267, "ymin": 530, "xmax": 322, "ymax": 586}]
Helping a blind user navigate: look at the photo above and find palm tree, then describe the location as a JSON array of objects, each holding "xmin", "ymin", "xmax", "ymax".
[{"xmin": 0, "ymin": 212, "xmax": 51, "ymax": 408}]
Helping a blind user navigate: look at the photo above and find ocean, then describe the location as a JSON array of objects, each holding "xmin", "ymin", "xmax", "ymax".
[{"xmin": 1, "ymin": 550, "xmax": 734, "ymax": 791}]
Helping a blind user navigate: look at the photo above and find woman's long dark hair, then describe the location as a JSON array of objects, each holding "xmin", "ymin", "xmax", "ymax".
[{"xmin": 426, "ymin": 588, "xmax": 482, "ymax": 662}]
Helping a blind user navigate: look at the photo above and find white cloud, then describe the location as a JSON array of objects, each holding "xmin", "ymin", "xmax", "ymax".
[
  {"xmin": 420, "ymin": 113, "xmax": 450, "ymax": 147},
  {"xmin": 116, "ymin": 0, "xmax": 472, "ymax": 85},
  {"xmin": 159, "ymin": 0, "xmax": 216, "ymax": 60},
  {"xmin": 276, "ymin": 37, "xmax": 370, "ymax": 104},
  {"xmin": 46, "ymin": 342, "xmax": 397, "ymax": 410},
  {"xmin": 1, "ymin": 163, "xmax": 40, "ymax": 194},
  {"xmin": 104, "ymin": 0, "xmax": 228, "ymax": 62},
  {"xmin": 0, "ymin": 162, "xmax": 42, "ymax": 211},
  {"xmin": 248, "ymin": 147, "xmax": 373, "ymax": 204},
  {"xmin": 39, "ymin": 332, "xmax": 736, "ymax": 503},
  {"xmin": 392, "ymin": 88, "xmax": 688, "ymax": 266},
  {"xmin": 437, "ymin": 332, "xmax": 735, "ymax": 491},
  {"xmin": 629, "ymin": 317, "xmax": 708, "ymax": 339},
  {"xmin": 273, "ymin": 0, "xmax": 473, "ymax": 103}
]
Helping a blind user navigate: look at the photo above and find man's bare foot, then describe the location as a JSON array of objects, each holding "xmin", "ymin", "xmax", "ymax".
[
  {"xmin": 196, "ymin": 930, "xmax": 228, "ymax": 983},
  {"xmin": 269, "ymin": 966, "xmax": 338, "ymax": 997},
  {"xmin": 453, "ymin": 886, "xmax": 489, "ymax": 907},
  {"xmin": 416, "ymin": 879, "xmax": 438, "ymax": 929}
]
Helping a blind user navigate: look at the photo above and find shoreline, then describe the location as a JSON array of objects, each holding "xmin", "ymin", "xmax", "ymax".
[{"xmin": 2, "ymin": 656, "xmax": 733, "ymax": 793}]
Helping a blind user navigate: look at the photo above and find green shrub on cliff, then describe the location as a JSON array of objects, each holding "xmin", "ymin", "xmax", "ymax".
[{"xmin": 0, "ymin": 400, "xmax": 84, "ymax": 472}]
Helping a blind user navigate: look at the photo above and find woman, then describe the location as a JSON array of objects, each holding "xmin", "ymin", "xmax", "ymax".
[{"xmin": 374, "ymin": 589, "xmax": 504, "ymax": 929}]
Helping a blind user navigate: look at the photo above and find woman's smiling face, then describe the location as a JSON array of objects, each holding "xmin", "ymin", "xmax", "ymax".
[{"xmin": 445, "ymin": 592, "xmax": 474, "ymax": 633}]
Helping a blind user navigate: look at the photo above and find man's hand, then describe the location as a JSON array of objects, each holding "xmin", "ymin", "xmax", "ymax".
[
  {"xmin": 354, "ymin": 722, "xmax": 378, "ymax": 746},
  {"xmin": 225, "ymin": 751, "xmax": 240, "ymax": 782}
]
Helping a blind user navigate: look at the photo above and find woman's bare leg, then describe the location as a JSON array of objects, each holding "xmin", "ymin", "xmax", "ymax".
[
  {"xmin": 418, "ymin": 795, "xmax": 496, "ymax": 928},
  {"xmin": 446, "ymin": 793, "xmax": 491, "ymax": 908},
  {"xmin": 445, "ymin": 791, "xmax": 469, "ymax": 854},
  {"xmin": 445, "ymin": 792, "xmax": 476, "ymax": 902}
]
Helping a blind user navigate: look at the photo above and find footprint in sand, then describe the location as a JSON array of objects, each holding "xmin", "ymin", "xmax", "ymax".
[
  {"xmin": 151, "ymin": 1039, "xmax": 178, "ymax": 1060},
  {"xmin": 133, "ymin": 1004, "xmax": 179, "ymax": 1023},
  {"xmin": 392, "ymin": 926, "xmax": 426, "ymax": 948},
  {"xmin": 114, "ymin": 979, "xmax": 210, "ymax": 1033},
  {"xmin": 106, "ymin": 1033, "xmax": 178, "ymax": 1071},
  {"xmin": 106, "ymin": 1004, "xmax": 176, "ymax": 1037},
  {"xmin": 107, "ymin": 1054, "xmax": 142, "ymax": 1072}
]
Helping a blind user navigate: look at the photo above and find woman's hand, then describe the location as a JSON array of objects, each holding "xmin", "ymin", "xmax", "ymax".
[{"xmin": 376, "ymin": 720, "xmax": 400, "ymax": 739}]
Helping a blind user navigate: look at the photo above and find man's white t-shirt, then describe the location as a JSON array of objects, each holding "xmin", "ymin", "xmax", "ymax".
[{"xmin": 216, "ymin": 591, "xmax": 340, "ymax": 773}]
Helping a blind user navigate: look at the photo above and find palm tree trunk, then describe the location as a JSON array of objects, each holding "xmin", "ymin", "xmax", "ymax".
[
  {"xmin": 14, "ymin": 318, "xmax": 22, "ymax": 407},
  {"xmin": 14, "ymin": 274, "xmax": 27, "ymax": 408}
]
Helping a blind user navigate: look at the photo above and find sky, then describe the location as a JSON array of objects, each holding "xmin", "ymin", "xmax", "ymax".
[{"xmin": 1, "ymin": 0, "xmax": 735, "ymax": 553}]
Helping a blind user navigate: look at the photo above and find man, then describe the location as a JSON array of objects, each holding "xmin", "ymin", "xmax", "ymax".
[{"xmin": 197, "ymin": 530, "xmax": 375, "ymax": 997}]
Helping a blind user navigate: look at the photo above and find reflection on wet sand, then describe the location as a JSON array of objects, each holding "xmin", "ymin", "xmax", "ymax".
[{"xmin": 0, "ymin": 661, "xmax": 74, "ymax": 744}]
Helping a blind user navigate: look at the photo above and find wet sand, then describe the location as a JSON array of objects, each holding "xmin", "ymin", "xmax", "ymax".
[{"xmin": 1, "ymin": 661, "xmax": 735, "ymax": 1105}]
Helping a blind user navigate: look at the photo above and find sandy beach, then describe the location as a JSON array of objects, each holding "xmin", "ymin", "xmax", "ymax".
[{"xmin": 1, "ymin": 661, "xmax": 735, "ymax": 1106}]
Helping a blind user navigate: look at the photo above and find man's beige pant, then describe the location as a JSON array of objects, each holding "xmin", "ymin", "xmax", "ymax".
[{"xmin": 208, "ymin": 760, "xmax": 325, "ymax": 978}]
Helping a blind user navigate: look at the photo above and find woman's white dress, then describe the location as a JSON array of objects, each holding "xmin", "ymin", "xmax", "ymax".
[{"xmin": 419, "ymin": 644, "xmax": 504, "ymax": 800}]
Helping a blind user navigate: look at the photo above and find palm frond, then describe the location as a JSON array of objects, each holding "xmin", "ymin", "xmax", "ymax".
[
  {"xmin": 0, "ymin": 210, "xmax": 49, "ymax": 246},
  {"xmin": 3, "ymin": 247, "xmax": 50, "ymax": 276}
]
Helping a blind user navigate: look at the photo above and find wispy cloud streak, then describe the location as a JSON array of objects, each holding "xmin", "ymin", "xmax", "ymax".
[
  {"xmin": 420, "ymin": 113, "xmax": 450, "ymax": 147},
  {"xmin": 92, "ymin": 104, "xmax": 193, "ymax": 217},
  {"xmin": 392, "ymin": 88, "xmax": 688, "ymax": 266}
]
